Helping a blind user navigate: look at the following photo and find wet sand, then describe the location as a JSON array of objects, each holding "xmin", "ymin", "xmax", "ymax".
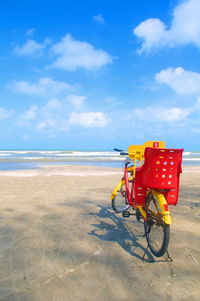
[{"xmin": 0, "ymin": 165, "xmax": 199, "ymax": 301}]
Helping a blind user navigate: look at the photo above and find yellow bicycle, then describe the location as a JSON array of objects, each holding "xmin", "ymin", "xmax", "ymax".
[{"xmin": 111, "ymin": 141, "xmax": 183, "ymax": 257}]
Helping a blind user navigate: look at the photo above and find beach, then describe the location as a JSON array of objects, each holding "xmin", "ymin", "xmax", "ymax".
[{"xmin": 0, "ymin": 164, "xmax": 199, "ymax": 301}]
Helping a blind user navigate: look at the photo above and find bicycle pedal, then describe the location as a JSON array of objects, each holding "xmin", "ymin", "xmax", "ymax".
[{"xmin": 122, "ymin": 211, "xmax": 130, "ymax": 218}]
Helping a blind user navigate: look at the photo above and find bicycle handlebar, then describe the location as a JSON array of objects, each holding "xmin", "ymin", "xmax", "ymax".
[
  {"xmin": 120, "ymin": 151, "xmax": 129, "ymax": 156},
  {"xmin": 114, "ymin": 148, "xmax": 128, "ymax": 156}
]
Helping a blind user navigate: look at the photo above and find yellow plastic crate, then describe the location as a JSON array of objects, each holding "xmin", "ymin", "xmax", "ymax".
[{"xmin": 128, "ymin": 141, "xmax": 166, "ymax": 172}]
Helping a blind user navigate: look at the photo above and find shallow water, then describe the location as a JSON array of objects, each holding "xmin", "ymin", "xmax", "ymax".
[{"xmin": 0, "ymin": 161, "xmax": 123, "ymax": 171}]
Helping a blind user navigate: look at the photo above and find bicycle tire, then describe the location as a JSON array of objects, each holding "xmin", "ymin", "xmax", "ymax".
[
  {"xmin": 111, "ymin": 181, "xmax": 130, "ymax": 213},
  {"xmin": 144, "ymin": 191, "xmax": 170, "ymax": 257}
]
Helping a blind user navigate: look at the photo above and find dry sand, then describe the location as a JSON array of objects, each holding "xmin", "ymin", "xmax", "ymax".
[{"xmin": 0, "ymin": 165, "xmax": 199, "ymax": 301}]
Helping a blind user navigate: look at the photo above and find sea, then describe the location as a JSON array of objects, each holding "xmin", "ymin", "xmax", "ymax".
[{"xmin": 0, "ymin": 150, "xmax": 199, "ymax": 171}]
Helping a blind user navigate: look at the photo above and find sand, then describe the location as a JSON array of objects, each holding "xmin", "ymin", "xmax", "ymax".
[{"xmin": 0, "ymin": 165, "xmax": 199, "ymax": 301}]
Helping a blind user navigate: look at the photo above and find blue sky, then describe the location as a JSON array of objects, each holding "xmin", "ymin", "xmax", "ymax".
[{"xmin": 0, "ymin": 0, "xmax": 200, "ymax": 150}]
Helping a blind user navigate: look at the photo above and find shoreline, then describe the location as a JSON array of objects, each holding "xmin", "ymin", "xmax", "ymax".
[
  {"xmin": 0, "ymin": 164, "xmax": 199, "ymax": 177},
  {"xmin": 0, "ymin": 161, "xmax": 123, "ymax": 172},
  {"xmin": 0, "ymin": 165, "xmax": 123, "ymax": 177},
  {"xmin": 0, "ymin": 160, "xmax": 199, "ymax": 173}
]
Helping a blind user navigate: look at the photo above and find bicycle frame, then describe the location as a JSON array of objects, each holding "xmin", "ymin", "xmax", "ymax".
[
  {"xmin": 124, "ymin": 163, "xmax": 134, "ymax": 205},
  {"xmin": 124, "ymin": 163, "xmax": 172, "ymax": 224},
  {"xmin": 123, "ymin": 163, "xmax": 172, "ymax": 224},
  {"xmin": 111, "ymin": 154, "xmax": 172, "ymax": 224}
]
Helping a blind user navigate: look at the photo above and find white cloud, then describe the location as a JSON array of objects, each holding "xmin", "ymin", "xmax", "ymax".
[
  {"xmin": 44, "ymin": 98, "xmax": 62, "ymax": 109},
  {"xmin": 43, "ymin": 94, "xmax": 86, "ymax": 110},
  {"xmin": 36, "ymin": 117, "xmax": 69, "ymax": 132},
  {"xmin": 196, "ymin": 96, "xmax": 200, "ymax": 106},
  {"xmin": 50, "ymin": 34, "xmax": 112, "ymax": 70},
  {"xmin": 19, "ymin": 105, "xmax": 38, "ymax": 124},
  {"xmin": 66, "ymin": 94, "xmax": 86, "ymax": 108},
  {"xmin": 13, "ymin": 90, "xmax": 108, "ymax": 131},
  {"xmin": 12, "ymin": 77, "xmax": 74, "ymax": 97},
  {"xmin": 93, "ymin": 14, "xmax": 105, "ymax": 24},
  {"xmin": 68, "ymin": 112, "xmax": 110, "ymax": 127},
  {"xmin": 36, "ymin": 118, "xmax": 57, "ymax": 131},
  {"xmin": 36, "ymin": 122, "xmax": 46, "ymax": 130},
  {"xmin": 35, "ymin": 100, "xmax": 66, "ymax": 130},
  {"xmin": 20, "ymin": 94, "xmax": 87, "ymax": 131},
  {"xmin": 133, "ymin": 107, "xmax": 192, "ymax": 122},
  {"xmin": 134, "ymin": 18, "xmax": 169, "ymax": 53},
  {"xmin": 133, "ymin": 0, "xmax": 200, "ymax": 53},
  {"xmin": 14, "ymin": 38, "xmax": 50, "ymax": 56},
  {"xmin": 23, "ymin": 105, "xmax": 38, "ymax": 120},
  {"xmin": 155, "ymin": 67, "xmax": 200, "ymax": 95},
  {"xmin": 0, "ymin": 108, "xmax": 14, "ymax": 120}
]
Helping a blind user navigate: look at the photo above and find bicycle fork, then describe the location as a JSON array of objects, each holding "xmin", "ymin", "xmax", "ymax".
[{"xmin": 137, "ymin": 190, "xmax": 172, "ymax": 225}]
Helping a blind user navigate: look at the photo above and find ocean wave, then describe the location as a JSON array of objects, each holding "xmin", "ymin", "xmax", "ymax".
[
  {"xmin": 55, "ymin": 152, "xmax": 118, "ymax": 157},
  {"xmin": 183, "ymin": 152, "xmax": 192, "ymax": 156},
  {"xmin": 183, "ymin": 158, "xmax": 200, "ymax": 161},
  {"xmin": 0, "ymin": 150, "xmax": 199, "ymax": 163},
  {"xmin": 0, "ymin": 156, "xmax": 124, "ymax": 161},
  {"xmin": 0, "ymin": 150, "xmax": 121, "ymax": 158},
  {"xmin": 0, "ymin": 151, "xmax": 70, "ymax": 155}
]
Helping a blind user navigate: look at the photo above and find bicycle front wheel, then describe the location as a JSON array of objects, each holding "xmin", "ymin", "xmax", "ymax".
[
  {"xmin": 144, "ymin": 192, "xmax": 170, "ymax": 257},
  {"xmin": 111, "ymin": 180, "xmax": 130, "ymax": 213}
]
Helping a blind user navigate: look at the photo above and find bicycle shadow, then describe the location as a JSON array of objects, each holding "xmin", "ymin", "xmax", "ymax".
[{"xmin": 88, "ymin": 204, "xmax": 154, "ymax": 262}]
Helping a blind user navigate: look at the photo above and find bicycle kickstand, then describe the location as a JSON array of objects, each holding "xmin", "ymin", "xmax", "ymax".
[
  {"xmin": 166, "ymin": 250, "xmax": 173, "ymax": 262},
  {"xmin": 142, "ymin": 245, "xmax": 150, "ymax": 262},
  {"xmin": 142, "ymin": 247, "xmax": 173, "ymax": 262}
]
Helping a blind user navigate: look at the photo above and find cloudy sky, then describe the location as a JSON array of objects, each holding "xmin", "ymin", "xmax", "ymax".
[{"xmin": 0, "ymin": 0, "xmax": 200, "ymax": 150}]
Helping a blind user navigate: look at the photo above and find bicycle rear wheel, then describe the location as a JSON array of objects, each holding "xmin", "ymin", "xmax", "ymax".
[
  {"xmin": 111, "ymin": 180, "xmax": 130, "ymax": 213},
  {"xmin": 144, "ymin": 192, "xmax": 170, "ymax": 257}
]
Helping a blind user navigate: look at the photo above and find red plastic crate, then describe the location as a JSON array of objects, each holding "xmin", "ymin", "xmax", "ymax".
[{"xmin": 134, "ymin": 148, "xmax": 183, "ymax": 206}]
